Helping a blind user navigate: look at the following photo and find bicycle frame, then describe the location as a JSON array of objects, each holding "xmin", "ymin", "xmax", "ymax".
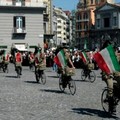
[{"xmin": 59, "ymin": 73, "xmax": 76, "ymax": 95}]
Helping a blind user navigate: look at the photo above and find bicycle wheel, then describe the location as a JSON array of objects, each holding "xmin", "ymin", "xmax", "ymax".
[
  {"xmin": 81, "ymin": 69, "xmax": 87, "ymax": 80},
  {"xmin": 89, "ymin": 70, "xmax": 96, "ymax": 83},
  {"xmin": 68, "ymin": 78, "xmax": 76, "ymax": 95},
  {"xmin": 101, "ymin": 88, "xmax": 109, "ymax": 113},
  {"xmin": 40, "ymin": 71, "xmax": 46, "ymax": 85},
  {"xmin": 59, "ymin": 76, "xmax": 65, "ymax": 92}
]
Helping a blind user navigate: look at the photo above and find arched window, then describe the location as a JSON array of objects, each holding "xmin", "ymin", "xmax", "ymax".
[{"xmin": 91, "ymin": 0, "xmax": 94, "ymax": 4}]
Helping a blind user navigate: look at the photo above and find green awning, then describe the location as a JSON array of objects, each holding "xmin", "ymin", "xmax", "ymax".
[
  {"xmin": 0, "ymin": 46, "xmax": 7, "ymax": 49},
  {"xmin": 29, "ymin": 46, "xmax": 37, "ymax": 48}
]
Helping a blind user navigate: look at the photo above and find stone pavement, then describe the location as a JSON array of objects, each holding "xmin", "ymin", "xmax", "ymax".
[{"xmin": 0, "ymin": 63, "xmax": 120, "ymax": 120}]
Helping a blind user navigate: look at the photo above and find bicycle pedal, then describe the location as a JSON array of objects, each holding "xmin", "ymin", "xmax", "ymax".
[{"xmin": 104, "ymin": 98, "xmax": 108, "ymax": 103}]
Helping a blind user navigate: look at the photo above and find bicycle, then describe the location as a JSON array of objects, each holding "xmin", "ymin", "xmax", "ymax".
[
  {"xmin": 0, "ymin": 62, "xmax": 8, "ymax": 73},
  {"xmin": 59, "ymin": 68, "xmax": 76, "ymax": 95},
  {"xmin": 81, "ymin": 68, "xmax": 96, "ymax": 83},
  {"xmin": 101, "ymin": 80, "xmax": 120, "ymax": 114},
  {"xmin": 35, "ymin": 64, "xmax": 46, "ymax": 84}
]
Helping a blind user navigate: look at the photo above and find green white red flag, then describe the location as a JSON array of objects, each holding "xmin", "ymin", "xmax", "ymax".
[
  {"xmin": 93, "ymin": 45, "xmax": 120, "ymax": 74},
  {"xmin": 80, "ymin": 51, "xmax": 88, "ymax": 63},
  {"xmin": 54, "ymin": 50, "xmax": 67, "ymax": 68}
]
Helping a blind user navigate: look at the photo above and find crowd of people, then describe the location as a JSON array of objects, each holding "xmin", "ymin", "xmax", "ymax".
[{"xmin": 0, "ymin": 41, "xmax": 120, "ymax": 115}]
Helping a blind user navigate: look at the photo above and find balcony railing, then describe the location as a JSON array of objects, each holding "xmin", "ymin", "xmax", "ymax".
[
  {"xmin": 76, "ymin": 19, "xmax": 89, "ymax": 22},
  {"xmin": 13, "ymin": 27, "xmax": 26, "ymax": 34}
]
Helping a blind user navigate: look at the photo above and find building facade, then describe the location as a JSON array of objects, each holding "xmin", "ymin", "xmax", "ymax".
[
  {"xmin": 43, "ymin": 0, "xmax": 54, "ymax": 50},
  {"xmin": 75, "ymin": 0, "xmax": 115, "ymax": 50},
  {"xmin": 0, "ymin": 0, "xmax": 45, "ymax": 52},
  {"xmin": 91, "ymin": 2, "xmax": 120, "ymax": 49},
  {"xmin": 53, "ymin": 7, "xmax": 69, "ymax": 45}
]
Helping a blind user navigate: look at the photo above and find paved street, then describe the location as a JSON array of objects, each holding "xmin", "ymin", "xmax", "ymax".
[{"xmin": 0, "ymin": 63, "xmax": 120, "ymax": 120}]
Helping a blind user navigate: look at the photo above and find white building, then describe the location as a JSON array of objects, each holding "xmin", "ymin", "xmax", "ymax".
[{"xmin": 53, "ymin": 7, "xmax": 69, "ymax": 45}]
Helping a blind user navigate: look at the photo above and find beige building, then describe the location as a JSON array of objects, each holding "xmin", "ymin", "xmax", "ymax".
[{"xmin": 43, "ymin": 0, "xmax": 54, "ymax": 49}]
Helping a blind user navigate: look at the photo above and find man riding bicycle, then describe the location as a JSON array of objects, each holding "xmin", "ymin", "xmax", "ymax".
[
  {"xmin": 34, "ymin": 46, "xmax": 46, "ymax": 74},
  {"xmin": 54, "ymin": 46, "xmax": 75, "ymax": 88},
  {"xmin": 94, "ymin": 41, "xmax": 120, "ymax": 114},
  {"xmin": 29, "ymin": 51, "xmax": 35, "ymax": 70}
]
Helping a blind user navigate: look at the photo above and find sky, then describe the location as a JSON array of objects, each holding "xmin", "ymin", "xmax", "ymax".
[{"xmin": 53, "ymin": 0, "xmax": 120, "ymax": 11}]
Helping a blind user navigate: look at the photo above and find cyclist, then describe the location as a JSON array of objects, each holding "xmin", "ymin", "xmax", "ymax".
[
  {"xmin": 0, "ymin": 50, "xmax": 4, "ymax": 70},
  {"xmin": 79, "ymin": 50, "xmax": 93, "ymax": 78},
  {"xmin": 15, "ymin": 50, "xmax": 23, "ymax": 75},
  {"xmin": 55, "ymin": 46, "xmax": 75, "ymax": 88},
  {"xmin": 98, "ymin": 41, "xmax": 117, "ymax": 114},
  {"xmin": 34, "ymin": 46, "xmax": 46, "ymax": 73},
  {"xmin": 29, "ymin": 52, "xmax": 35, "ymax": 70},
  {"xmin": 2, "ymin": 51, "xmax": 10, "ymax": 71}
]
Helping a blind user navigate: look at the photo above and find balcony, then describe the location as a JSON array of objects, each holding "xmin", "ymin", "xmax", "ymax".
[
  {"xmin": 43, "ymin": 13, "xmax": 49, "ymax": 22},
  {"xmin": 76, "ymin": 19, "xmax": 89, "ymax": 22},
  {"xmin": 12, "ymin": 27, "xmax": 26, "ymax": 34}
]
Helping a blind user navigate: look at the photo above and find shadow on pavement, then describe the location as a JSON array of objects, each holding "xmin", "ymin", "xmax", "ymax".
[
  {"xmin": 47, "ymin": 75, "xmax": 58, "ymax": 78},
  {"xmin": 40, "ymin": 89, "xmax": 65, "ymax": 94},
  {"xmin": 5, "ymin": 75, "xmax": 18, "ymax": 78},
  {"xmin": 71, "ymin": 107, "xmax": 119, "ymax": 119},
  {"xmin": 24, "ymin": 81, "xmax": 38, "ymax": 84},
  {"xmin": 74, "ymin": 79, "xmax": 90, "ymax": 82}
]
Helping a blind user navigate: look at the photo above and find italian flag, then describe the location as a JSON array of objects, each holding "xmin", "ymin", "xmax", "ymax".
[
  {"xmin": 80, "ymin": 51, "xmax": 88, "ymax": 63},
  {"xmin": 54, "ymin": 50, "xmax": 67, "ymax": 68},
  {"xmin": 94, "ymin": 45, "xmax": 120, "ymax": 74}
]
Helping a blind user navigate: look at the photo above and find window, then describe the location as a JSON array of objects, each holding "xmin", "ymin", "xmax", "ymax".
[
  {"xmin": 13, "ymin": 16, "xmax": 26, "ymax": 33},
  {"xmin": 97, "ymin": 19, "xmax": 100, "ymax": 27},
  {"xmin": 84, "ymin": 23, "xmax": 88, "ymax": 29},
  {"xmin": 104, "ymin": 17, "xmax": 110, "ymax": 28},
  {"xmin": 91, "ymin": 0, "xmax": 93, "ymax": 4},
  {"xmin": 83, "ymin": 12, "xmax": 88, "ymax": 19},
  {"xmin": 58, "ymin": 26, "xmax": 61, "ymax": 28},
  {"xmin": 58, "ymin": 20, "xmax": 61, "ymax": 23},
  {"xmin": 57, "ymin": 31, "xmax": 61, "ymax": 34},
  {"xmin": 113, "ymin": 17, "xmax": 117, "ymax": 26},
  {"xmin": 77, "ymin": 13, "xmax": 81, "ymax": 20}
]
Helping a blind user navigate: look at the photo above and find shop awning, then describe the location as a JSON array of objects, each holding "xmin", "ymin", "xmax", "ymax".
[{"xmin": 15, "ymin": 44, "xmax": 28, "ymax": 51}]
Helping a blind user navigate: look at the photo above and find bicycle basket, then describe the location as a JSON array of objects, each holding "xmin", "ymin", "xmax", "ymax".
[
  {"xmin": 65, "ymin": 67, "xmax": 75, "ymax": 76},
  {"xmin": 37, "ymin": 63, "xmax": 46, "ymax": 70},
  {"xmin": 88, "ymin": 63, "xmax": 94, "ymax": 70}
]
